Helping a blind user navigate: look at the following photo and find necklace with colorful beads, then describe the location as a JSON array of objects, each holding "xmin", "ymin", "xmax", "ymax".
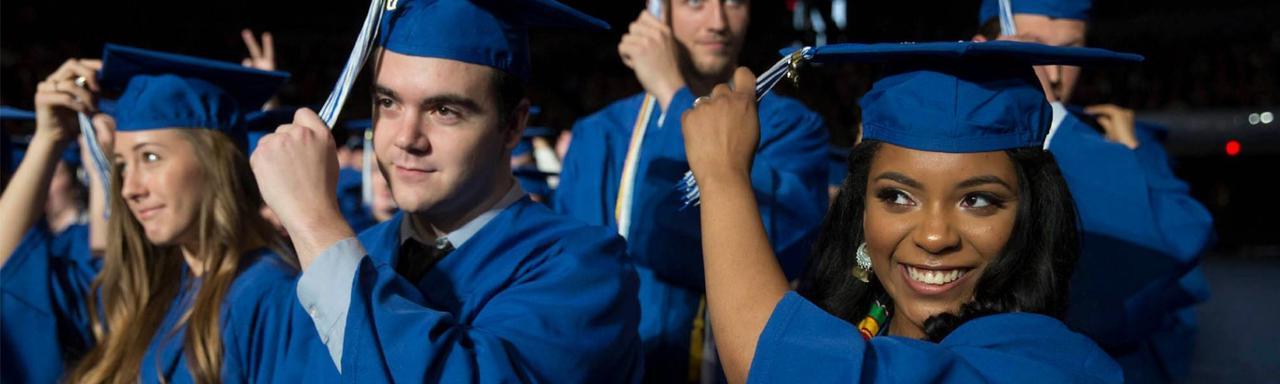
[{"xmin": 857, "ymin": 300, "xmax": 889, "ymax": 340}]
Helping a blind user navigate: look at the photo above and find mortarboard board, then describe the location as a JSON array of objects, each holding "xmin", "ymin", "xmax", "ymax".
[
  {"xmin": 98, "ymin": 44, "xmax": 290, "ymax": 150},
  {"xmin": 797, "ymin": 41, "xmax": 1140, "ymax": 153},
  {"xmin": 0, "ymin": 106, "xmax": 36, "ymax": 121},
  {"xmin": 978, "ymin": 0, "xmax": 1091, "ymax": 24},
  {"xmin": 244, "ymin": 107, "xmax": 300, "ymax": 155},
  {"xmin": 378, "ymin": 0, "xmax": 609, "ymax": 80}
]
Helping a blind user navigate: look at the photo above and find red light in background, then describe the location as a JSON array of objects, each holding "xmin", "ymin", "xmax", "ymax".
[{"xmin": 1225, "ymin": 140, "xmax": 1241, "ymax": 157}]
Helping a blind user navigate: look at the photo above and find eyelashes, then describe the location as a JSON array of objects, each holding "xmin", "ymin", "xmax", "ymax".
[
  {"xmin": 875, "ymin": 188, "xmax": 914, "ymax": 207},
  {"xmin": 873, "ymin": 188, "xmax": 1009, "ymax": 211},
  {"xmin": 961, "ymin": 192, "xmax": 1007, "ymax": 209}
]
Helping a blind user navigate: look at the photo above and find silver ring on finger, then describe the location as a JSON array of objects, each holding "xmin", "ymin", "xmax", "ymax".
[
  {"xmin": 74, "ymin": 76, "xmax": 87, "ymax": 88},
  {"xmin": 693, "ymin": 96, "xmax": 710, "ymax": 108}
]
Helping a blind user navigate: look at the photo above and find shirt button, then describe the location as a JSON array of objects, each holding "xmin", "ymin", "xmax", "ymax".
[
  {"xmin": 309, "ymin": 306, "xmax": 318, "ymax": 318},
  {"xmin": 321, "ymin": 334, "xmax": 329, "ymax": 343}
]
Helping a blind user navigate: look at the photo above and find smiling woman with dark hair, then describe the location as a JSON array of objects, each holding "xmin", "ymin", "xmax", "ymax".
[
  {"xmin": 680, "ymin": 41, "xmax": 1140, "ymax": 383},
  {"xmin": 804, "ymin": 140, "xmax": 1082, "ymax": 343}
]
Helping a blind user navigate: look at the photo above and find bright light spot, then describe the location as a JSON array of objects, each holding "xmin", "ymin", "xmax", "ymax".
[
  {"xmin": 1248, "ymin": 113, "xmax": 1261, "ymax": 125},
  {"xmin": 1225, "ymin": 140, "xmax": 1242, "ymax": 157},
  {"xmin": 1262, "ymin": 112, "xmax": 1274, "ymax": 124}
]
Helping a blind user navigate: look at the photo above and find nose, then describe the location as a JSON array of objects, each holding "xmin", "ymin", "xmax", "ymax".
[
  {"xmin": 388, "ymin": 112, "xmax": 430, "ymax": 155},
  {"xmin": 911, "ymin": 207, "xmax": 961, "ymax": 256},
  {"xmin": 119, "ymin": 164, "xmax": 146, "ymax": 202},
  {"xmin": 705, "ymin": 0, "xmax": 727, "ymax": 31}
]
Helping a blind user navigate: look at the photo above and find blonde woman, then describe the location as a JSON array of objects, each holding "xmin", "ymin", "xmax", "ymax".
[{"xmin": 0, "ymin": 45, "xmax": 331, "ymax": 383}]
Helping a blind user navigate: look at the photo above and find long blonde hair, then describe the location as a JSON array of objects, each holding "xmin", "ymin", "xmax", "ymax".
[{"xmin": 69, "ymin": 129, "xmax": 294, "ymax": 384}]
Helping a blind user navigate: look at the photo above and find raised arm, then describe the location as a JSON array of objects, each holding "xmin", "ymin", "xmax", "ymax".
[
  {"xmin": 680, "ymin": 67, "xmax": 791, "ymax": 383},
  {"xmin": 1, "ymin": 59, "xmax": 101, "ymax": 261}
]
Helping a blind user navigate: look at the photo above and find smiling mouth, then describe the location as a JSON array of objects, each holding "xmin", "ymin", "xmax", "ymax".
[
  {"xmin": 899, "ymin": 264, "xmax": 973, "ymax": 295},
  {"xmin": 135, "ymin": 206, "xmax": 164, "ymax": 220},
  {"xmin": 394, "ymin": 164, "xmax": 435, "ymax": 174}
]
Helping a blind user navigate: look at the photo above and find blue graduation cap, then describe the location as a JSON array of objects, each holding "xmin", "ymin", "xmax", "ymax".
[
  {"xmin": 1, "ymin": 107, "xmax": 34, "ymax": 175},
  {"xmin": 512, "ymin": 126, "xmax": 557, "ymax": 156},
  {"xmin": 338, "ymin": 118, "xmax": 372, "ymax": 149},
  {"xmin": 3, "ymin": 135, "xmax": 81, "ymax": 174},
  {"xmin": 379, "ymin": 0, "xmax": 609, "ymax": 79},
  {"xmin": 523, "ymin": 126, "xmax": 556, "ymax": 138},
  {"xmin": 513, "ymin": 165, "xmax": 555, "ymax": 197},
  {"xmin": 98, "ymin": 44, "xmax": 290, "ymax": 149},
  {"xmin": 1, "ymin": 107, "xmax": 80, "ymax": 173},
  {"xmin": 799, "ymin": 41, "xmax": 1140, "ymax": 153},
  {"xmin": 0, "ymin": 106, "xmax": 36, "ymax": 121},
  {"xmin": 978, "ymin": 0, "xmax": 1091, "ymax": 24},
  {"xmin": 244, "ymin": 108, "xmax": 300, "ymax": 155}
]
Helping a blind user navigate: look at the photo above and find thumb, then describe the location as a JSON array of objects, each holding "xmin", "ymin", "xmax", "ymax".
[{"xmin": 292, "ymin": 108, "xmax": 330, "ymax": 134}]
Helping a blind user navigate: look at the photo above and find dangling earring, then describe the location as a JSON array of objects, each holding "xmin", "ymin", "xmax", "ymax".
[{"xmin": 853, "ymin": 242, "xmax": 872, "ymax": 283}]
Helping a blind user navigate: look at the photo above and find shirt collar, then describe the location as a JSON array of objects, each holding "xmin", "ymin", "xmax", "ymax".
[
  {"xmin": 1043, "ymin": 101, "xmax": 1068, "ymax": 149},
  {"xmin": 399, "ymin": 179, "xmax": 526, "ymax": 249}
]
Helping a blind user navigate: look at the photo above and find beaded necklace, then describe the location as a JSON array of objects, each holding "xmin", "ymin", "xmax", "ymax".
[{"xmin": 857, "ymin": 300, "xmax": 890, "ymax": 340}]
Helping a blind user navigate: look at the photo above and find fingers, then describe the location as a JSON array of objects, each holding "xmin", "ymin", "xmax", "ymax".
[
  {"xmin": 626, "ymin": 14, "xmax": 669, "ymax": 44},
  {"xmin": 242, "ymin": 28, "xmax": 264, "ymax": 60},
  {"xmin": 60, "ymin": 80, "xmax": 96, "ymax": 109},
  {"xmin": 35, "ymin": 90, "xmax": 88, "ymax": 113},
  {"xmin": 293, "ymin": 108, "xmax": 330, "ymax": 134},
  {"xmin": 36, "ymin": 82, "xmax": 92, "ymax": 113},
  {"xmin": 710, "ymin": 83, "xmax": 732, "ymax": 98},
  {"xmin": 49, "ymin": 58, "xmax": 101, "ymax": 92},
  {"xmin": 90, "ymin": 114, "xmax": 116, "ymax": 147},
  {"xmin": 636, "ymin": 10, "xmax": 661, "ymax": 26},
  {"xmin": 262, "ymin": 32, "xmax": 275, "ymax": 62}
]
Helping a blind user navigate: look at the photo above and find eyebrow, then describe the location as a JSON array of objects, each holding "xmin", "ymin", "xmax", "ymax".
[
  {"xmin": 874, "ymin": 172, "xmax": 922, "ymax": 189},
  {"xmin": 956, "ymin": 175, "xmax": 1015, "ymax": 191},
  {"xmin": 374, "ymin": 84, "xmax": 484, "ymax": 114},
  {"xmin": 113, "ymin": 142, "xmax": 166, "ymax": 159},
  {"xmin": 373, "ymin": 84, "xmax": 399, "ymax": 100}
]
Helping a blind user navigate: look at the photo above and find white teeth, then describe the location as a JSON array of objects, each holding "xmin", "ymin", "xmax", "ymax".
[{"xmin": 905, "ymin": 265, "xmax": 966, "ymax": 286}]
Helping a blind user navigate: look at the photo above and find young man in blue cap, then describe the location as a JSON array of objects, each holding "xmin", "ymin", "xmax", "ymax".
[
  {"xmin": 554, "ymin": 1, "xmax": 829, "ymax": 381},
  {"xmin": 250, "ymin": 0, "xmax": 643, "ymax": 382},
  {"xmin": 974, "ymin": 2, "xmax": 1215, "ymax": 382}
]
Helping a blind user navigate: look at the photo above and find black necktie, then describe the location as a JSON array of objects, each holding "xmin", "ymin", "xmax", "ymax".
[{"xmin": 396, "ymin": 238, "xmax": 454, "ymax": 283}]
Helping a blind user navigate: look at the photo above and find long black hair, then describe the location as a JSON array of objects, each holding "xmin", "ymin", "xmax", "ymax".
[{"xmin": 798, "ymin": 140, "xmax": 1081, "ymax": 341}]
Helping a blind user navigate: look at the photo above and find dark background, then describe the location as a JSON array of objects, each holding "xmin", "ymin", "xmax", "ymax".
[{"xmin": 2, "ymin": 1, "xmax": 1277, "ymax": 381}]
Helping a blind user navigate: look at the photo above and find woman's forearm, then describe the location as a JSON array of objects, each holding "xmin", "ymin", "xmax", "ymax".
[
  {"xmin": 0, "ymin": 134, "xmax": 67, "ymax": 263},
  {"xmin": 698, "ymin": 171, "xmax": 792, "ymax": 384}
]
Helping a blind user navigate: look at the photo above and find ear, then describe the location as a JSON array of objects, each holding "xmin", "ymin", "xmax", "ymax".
[{"xmin": 502, "ymin": 98, "xmax": 531, "ymax": 151}]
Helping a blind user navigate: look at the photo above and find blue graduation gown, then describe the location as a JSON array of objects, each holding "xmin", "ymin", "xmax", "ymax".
[
  {"xmin": 748, "ymin": 292, "xmax": 1124, "ymax": 383},
  {"xmin": 1, "ymin": 226, "xmax": 334, "ymax": 383},
  {"xmin": 340, "ymin": 199, "xmax": 643, "ymax": 383},
  {"xmin": 338, "ymin": 167, "xmax": 377, "ymax": 232},
  {"xmin": 1048, "ymin": 112, "xmax": 1214, "ymax": 382},
  {"xmin": 2, "ymin": 223, "xmax": 96, "ymax": 384},
  {"xmin": 555, "ymin": 89, "xmax": 829, "ymax": 380}
]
